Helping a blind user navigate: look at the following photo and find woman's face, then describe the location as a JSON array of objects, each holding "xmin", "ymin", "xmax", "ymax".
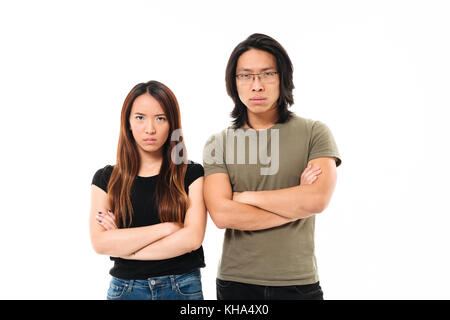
[{"xmin": 129, "ymin": 93, "xmax": 170, "ymax": 155}]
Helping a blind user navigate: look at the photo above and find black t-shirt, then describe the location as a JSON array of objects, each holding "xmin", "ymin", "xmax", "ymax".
[{"xmin": 91, "ymin": 160, "xmax": 205, "ymax": 279}]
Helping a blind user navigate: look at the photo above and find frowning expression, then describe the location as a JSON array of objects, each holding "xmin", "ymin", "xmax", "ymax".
[
  {"xmin": 235, "ymin": 49, "xmax": 280, "ymax": 117},
  {"xmin": 129, "ymin": 93, "xmax": 170, "ymax": 154}
]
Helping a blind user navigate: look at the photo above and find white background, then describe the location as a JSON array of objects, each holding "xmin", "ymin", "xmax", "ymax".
[{"xmin": 1, "ymin": 0, "xmax": 449, "ymax": 299}]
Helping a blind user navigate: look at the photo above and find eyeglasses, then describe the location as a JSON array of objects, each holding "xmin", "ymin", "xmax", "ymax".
[{"xmin": 235, "ymin": 71, "xmax": 279, "ymax": 84}]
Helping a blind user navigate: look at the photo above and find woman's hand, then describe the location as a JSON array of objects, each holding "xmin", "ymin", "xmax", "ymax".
[
  {"xmin": 96, "ymin": 209, "xmax": 183, "ymax": 234},
  {"xmin": 300, "ymin": 164, "xmax": 322, "ymax": 185},
  {"xmin": 96, "ymin": 209, "xmax": 118, "ymax": 231}
]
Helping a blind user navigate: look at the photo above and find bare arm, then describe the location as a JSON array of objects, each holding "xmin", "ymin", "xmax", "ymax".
[
  {"xmin": 204, "ymin": 173, "xmax": 296, "ymax": 231},
  {"xmin": 89, "ymin": 185, "xmax": 180, "ymax": 257},
  {"xmin": 234, "ymin": 157, "xmax": 338, "ymax": 219},
  {"xmin": 120, "ymin": 177, "xmax": 207, "ymax": 260}
]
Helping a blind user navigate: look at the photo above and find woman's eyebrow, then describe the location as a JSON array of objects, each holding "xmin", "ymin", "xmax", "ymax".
[{"xmin": 133, "ymin": 112, "xmax": 166, "ymax": 116}]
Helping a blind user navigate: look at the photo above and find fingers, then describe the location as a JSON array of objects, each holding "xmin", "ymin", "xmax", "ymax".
[
  {"xmin": 96, "ymin": 210, "xmax": 118, "ymax": 230},
  {"xmin": 301, "ymin": 164, "xmax": 322, "ymax": 185},
  {"xmin": 302, "ymin": 165, "xmax": 321, "ymax": 177}
]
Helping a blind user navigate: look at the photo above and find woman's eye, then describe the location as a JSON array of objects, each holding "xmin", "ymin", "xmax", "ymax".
[
  {"xmin": 135, "ymin": 115, "xmax": 144, "ymax": 120},
  {"xmin": 156, "ymin": 116, "xmax": 166, "ymax": 121}
]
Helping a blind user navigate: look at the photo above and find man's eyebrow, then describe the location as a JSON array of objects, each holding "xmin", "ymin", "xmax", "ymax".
[{"xmin": 236, "ymin": 67, "xmax": 277, "ymax": 72}]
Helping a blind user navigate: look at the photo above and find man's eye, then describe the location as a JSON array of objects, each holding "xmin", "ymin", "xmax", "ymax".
[{"xmin": 238, "ymin": 74, "xmax": 250, "ymax": 79}]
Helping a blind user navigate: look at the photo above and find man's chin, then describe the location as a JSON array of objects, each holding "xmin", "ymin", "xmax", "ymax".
[{"xmin": 247, "ymin": 104, "xmax": 275, "ymax": 115}]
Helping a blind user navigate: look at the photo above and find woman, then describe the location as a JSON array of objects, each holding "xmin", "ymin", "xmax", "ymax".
[{"xmin": 89, "ymin": 80, "xmax": 207, "ymax": 300}]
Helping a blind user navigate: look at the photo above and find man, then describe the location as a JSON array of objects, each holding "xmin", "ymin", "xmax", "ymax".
[{"xmin": 203, "ymin": 33, "xmax": 342, "ymax": 300}]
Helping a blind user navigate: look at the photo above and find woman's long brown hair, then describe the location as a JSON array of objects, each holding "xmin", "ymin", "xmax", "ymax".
[{"xmin": 107, "ymin": 81, "xmax": 189, "ymax": 227}]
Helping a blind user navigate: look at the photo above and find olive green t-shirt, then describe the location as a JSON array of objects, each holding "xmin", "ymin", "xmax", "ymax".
[{"xmin": 203, "ymin": 114, "xmax": 342, "ymax": 286}]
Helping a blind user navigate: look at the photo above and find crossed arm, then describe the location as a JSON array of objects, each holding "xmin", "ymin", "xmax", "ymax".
[
  {"xmin": 204, "ymin": 157, "xmax": 338, "ymax": 231},
  {"xmin": 89, "ymin": 177, "xmax": 206, "ymax": 260}
]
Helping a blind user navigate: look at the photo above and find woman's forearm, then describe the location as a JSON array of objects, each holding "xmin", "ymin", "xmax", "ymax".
[
  {"xmin": 92, "ymin": 222, "xmax": 179, "ymax": 257},
  {"xmin": 121, "ymin": 226, "xmax": 203, "ymax": 261}
]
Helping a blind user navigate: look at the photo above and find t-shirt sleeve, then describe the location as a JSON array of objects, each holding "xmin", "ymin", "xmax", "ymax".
[
  {"xmin": 91, "ymin": 165, "xmax": 113, "ymax": 192},
  {"xmin": 185, "ymin": 161, "xmax": 205, "ymax": 189},
  {"xmin": 202, "ymin": 132, "xmax": 229, "ymax": 177},
  {"xmin": 308, "ymin": 121, "xmax": 342, "ymax": 167}
]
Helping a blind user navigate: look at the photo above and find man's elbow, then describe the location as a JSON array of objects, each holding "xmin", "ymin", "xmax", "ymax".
[
  {"xmin": 207, "ymin": 209, "xmax": 227, "ymax": 230},
  {"xmin": 296, "ymin": 194, "xmax": 330, "ymax": 216},
  {"xmin": 311, "ymin": 195, "xmax": 331, "ymax": 214}
]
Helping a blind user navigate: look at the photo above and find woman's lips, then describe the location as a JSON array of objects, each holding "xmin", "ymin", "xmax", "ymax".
[{"xmin": 144, "ymin": 138, "xmax": 157, "ymax": 144}]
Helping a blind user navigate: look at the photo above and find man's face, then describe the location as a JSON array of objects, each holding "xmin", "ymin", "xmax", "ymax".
[{"xmin": 235, "ymin": 49, "xmax": 280, "ymax": 118}]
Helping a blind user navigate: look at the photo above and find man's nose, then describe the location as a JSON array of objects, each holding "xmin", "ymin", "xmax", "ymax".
[{"xmin": 251, "ymin": 76, "xmax": 264, "ymax": 92}]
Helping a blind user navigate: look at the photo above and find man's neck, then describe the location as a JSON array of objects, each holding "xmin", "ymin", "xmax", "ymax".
[{"xmin": 245, "ymin": 109, "xmax": 278, "ymax": 130}]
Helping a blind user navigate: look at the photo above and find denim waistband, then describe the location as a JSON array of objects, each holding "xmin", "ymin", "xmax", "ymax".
[{"xmin": 111, "ymin": 269, "xmax": 201, "ymax": 290}]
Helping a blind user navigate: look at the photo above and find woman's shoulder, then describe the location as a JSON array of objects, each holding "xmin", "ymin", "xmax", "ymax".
[
  {"xmin": 187, "ymin": 159, "xmax": 203, "ymax": 168},
  {"xmin": 186, "ymin": 160, "xmax": 204, "ymax": 176},
  {"xmin": 185, "ymin": 160, "xmax": 204, "ymax": 188},
  {"xmin": 92, "ymin": 165, "xmax": 115, "ymax": 192}
]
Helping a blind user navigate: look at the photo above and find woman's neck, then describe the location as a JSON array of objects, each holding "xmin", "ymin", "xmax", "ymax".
[{"xmin": 137, "ymin": 148, "xmax": 164, "ymax": 177}]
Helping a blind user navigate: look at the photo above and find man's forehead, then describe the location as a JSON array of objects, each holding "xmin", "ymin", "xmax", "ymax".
[{"xmin": 236, "ymin": 49, "xmax": 277, "ymax": 72}]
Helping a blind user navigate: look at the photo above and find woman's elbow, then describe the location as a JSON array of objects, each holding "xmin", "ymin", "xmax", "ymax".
[
  {"xmin": 190, "ymin": 230, "xmax": 206, "ymax": 251},
  {"xmin": 190, "ymin": 239, "xmax": 203, "ymax": 251},
  {"xmin": 91, "ymin": 233, "xmax": 110, "ymax": 255},
  {"xmin": 91, "ymin": 240, "xmax": 106, "ymax": 255}
]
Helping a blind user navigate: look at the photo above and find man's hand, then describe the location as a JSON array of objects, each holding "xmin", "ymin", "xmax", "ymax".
[{"xmin": 300, "ymin": 164, "xmax": 322, "ymax": 185}]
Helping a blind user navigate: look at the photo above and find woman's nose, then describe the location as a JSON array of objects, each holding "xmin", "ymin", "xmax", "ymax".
[{"xmin": 145, "ymin": 120, "xmax": 156, "ymax": 134}]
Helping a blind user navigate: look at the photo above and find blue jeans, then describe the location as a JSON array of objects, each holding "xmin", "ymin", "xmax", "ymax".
[{"xmin": 106, "ymin": 269, "xmax": 203, "ymax": 300}]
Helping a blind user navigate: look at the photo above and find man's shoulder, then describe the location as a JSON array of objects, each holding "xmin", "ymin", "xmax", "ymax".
[
  {"xmin": 291, "ymin": 112, "xmax": 316, "ymax": 123},
  {"xmin": 282, "ymin": 113, "xmax": 317, "ymax": 131},
  {"xmin": 204, "ymin": 127, "xmax": 230, "ymax": 143}
]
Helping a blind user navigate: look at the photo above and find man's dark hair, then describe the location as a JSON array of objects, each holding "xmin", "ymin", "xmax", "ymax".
[{"xmin": 225, "ymin": 33, "xmax": 294, "ymax": 128}]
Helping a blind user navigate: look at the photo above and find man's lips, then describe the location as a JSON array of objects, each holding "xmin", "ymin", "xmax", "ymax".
[{"xmin": 250, "ymin": 97, "xmax": 266, "ymax": 103}]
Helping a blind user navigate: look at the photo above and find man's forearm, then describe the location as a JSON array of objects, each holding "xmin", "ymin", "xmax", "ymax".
[
  {"xmin": 240, "ymin": 185, "xmax": 323, "ymax": 219},
  {"xmin": 210, "ymin": 198, "xmax": 296, "ymax": 231}
]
